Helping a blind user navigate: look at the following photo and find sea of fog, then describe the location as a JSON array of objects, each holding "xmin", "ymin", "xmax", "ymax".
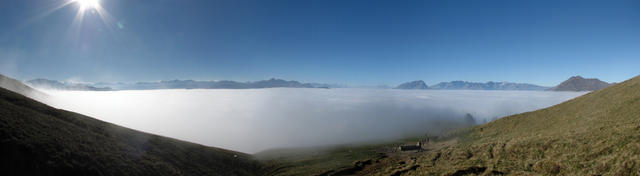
[{"xmin": 41, "ymin": 88, "xmax": 586, "ymax": 153}]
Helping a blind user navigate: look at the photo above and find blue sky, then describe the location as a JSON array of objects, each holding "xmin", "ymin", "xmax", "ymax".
[{"xmin": 0, "ymin": 0, "xmax": 639, "ymax": 86}]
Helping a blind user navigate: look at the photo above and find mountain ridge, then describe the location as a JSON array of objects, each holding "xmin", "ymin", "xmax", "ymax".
[
  {"xmin": 394, "ymin": 80, "xmax": 429, "ymax": 89},
  {"xmin": 26, "ymin": 79, "xmax": 112, "ymax": 91},
  {"xmin": 395, "ymin": 80, "xmax": 549, "ymax": 90},
  {"xmin": 63, "ymin": 78, "xmax": 342, "ymax": 90},
  {"xmin": 549, "ymin": 75, "xmax": 611, "ymax": 91}
]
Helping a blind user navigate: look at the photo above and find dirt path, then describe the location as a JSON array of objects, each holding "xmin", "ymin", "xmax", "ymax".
[{"xmin": 353, "ymin": 139, "xmax": 458, "ymax": 176}]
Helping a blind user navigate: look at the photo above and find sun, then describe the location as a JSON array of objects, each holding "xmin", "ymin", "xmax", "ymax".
[{"xmin": 74, "ymin": 0, "xmax": 100, "ymax": 10}]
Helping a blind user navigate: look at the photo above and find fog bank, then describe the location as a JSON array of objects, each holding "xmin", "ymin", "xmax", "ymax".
[{"xmin": 43, "ymin": 88, "xmax": 585, "ymax": 153}]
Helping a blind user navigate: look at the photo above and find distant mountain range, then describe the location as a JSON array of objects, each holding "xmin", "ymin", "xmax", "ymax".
[
  {"xmin": 395, "ymin": 80, "xmax": 549, "ymax": 90},
  {"xmin": 26, "ymin": 79, "xmax": 112, "ymax": 91},
  {"xmin": 25, "ymin": 76, "xmax": 611, "ymax": 92},
  {"xmin": 32, "ymin": 78, "xmax": 344, "ymax": 90},
  {"xmin": 430, "ymin": 81, "xmax": 549, "ymax": 90},
  {"xmin": 396, "ymin": 76, "xmax": 612, "ymax": 91},
  {"xmin": 548, "ymin": 76, "xmax": 611, "ymax": 91}
]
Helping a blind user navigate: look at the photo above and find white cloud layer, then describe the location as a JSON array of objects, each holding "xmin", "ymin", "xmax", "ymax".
[{"xmin": 42, "ymin": 88, "xmax": 585, "ymax": 153}]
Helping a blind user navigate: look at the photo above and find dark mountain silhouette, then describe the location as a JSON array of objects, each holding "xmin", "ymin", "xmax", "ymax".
[
  {"xmin": 394, "ymin": 80, "xmax": 429, "ymax": 89},
  {"xmin": 549, "ymin": 76, "xmax": 611, "ymax": 91}
]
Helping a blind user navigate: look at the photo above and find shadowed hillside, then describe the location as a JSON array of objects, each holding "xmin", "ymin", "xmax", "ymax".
[
  {"xmin": 375, "ymin": 75, "xmax": 640, "ymax": 175},
  {"xmin": 0, "ymin": 86, "xmax": 263, "ymax": 176},
  {"xmin": 0, "ymin": 74, "xmax": 46, "ymax": 99}
]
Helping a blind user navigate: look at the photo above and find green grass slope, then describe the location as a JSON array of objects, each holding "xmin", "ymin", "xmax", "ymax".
[
  {"xmin": 258, "ymin": 144, "xmax": 389, "ymax": 176},
  {"xmin": 400, "ymin": 76, "xmax": 640, "ymax": 175},
  {"xmin": 0, "ymin": 87, "xmax": 263, "ymax": 176}
]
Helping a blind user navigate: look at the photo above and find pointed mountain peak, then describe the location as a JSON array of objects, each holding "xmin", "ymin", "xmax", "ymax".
[{"xmin": 550, "ymin": 76, "xmax": 610, "ymax": 91}]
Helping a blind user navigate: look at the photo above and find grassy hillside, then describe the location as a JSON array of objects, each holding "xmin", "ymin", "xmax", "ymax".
[
  {"xmin": 258, "ymin": 144, "xmax": 391, "ymax": 176},
  {"xmin": 4, "ymin": 74, "xmax": 639, "ymax": 175},
  {"xmin": 373, "ymin": 75, "xmax": 640, "ymax": 175},
  {"xmin": 0, "ymin": 87, "xmax": 263, "ymax": 176},
  {"xmin": 263, "ymin": 75, "xmax": 640, "ymax": 175}
]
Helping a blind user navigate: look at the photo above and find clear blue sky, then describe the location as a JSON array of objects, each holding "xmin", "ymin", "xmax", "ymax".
[{"xmin": 1, "ymin": 0, "xmax": 639, "ymax": 86}]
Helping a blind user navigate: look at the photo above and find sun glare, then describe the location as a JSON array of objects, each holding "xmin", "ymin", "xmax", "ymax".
[
  {"xmin": 67, "ymin": 0, "xmax": 116, "ymax": 35},
  {"xmin": 75, "ymin": 0, "xmax": 100, "ymax": 10}
]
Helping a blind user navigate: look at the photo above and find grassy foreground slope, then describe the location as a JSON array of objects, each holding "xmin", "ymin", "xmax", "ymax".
[
  {"xmin": 0, "ymin": 87, "xmax": 263, "ymax": 176},
  {"xmin": 393, "ymin": 76, "xmax": 640, "ymax": 175},
  {"xmin": 258, "ymin": 144, "xmax": 391, "ymax": 176}
]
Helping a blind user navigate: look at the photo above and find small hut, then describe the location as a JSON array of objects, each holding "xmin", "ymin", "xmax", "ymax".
[{"xmin": 399, "ymin": 142, "xmax": 422, "ymax": 151}]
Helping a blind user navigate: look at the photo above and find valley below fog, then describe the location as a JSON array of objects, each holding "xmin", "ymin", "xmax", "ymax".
[{"xmin": 41, "ymin": 88, "xmax": 585, "ymax": 153}]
